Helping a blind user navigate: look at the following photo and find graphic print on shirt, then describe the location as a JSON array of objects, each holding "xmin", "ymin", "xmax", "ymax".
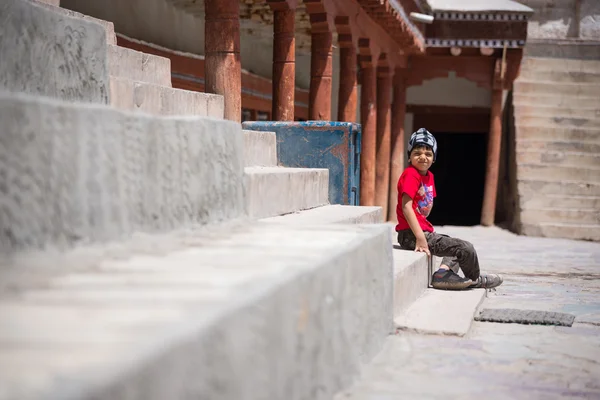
[{"xmin": 416, "ymin": 182, "xmax": 434, "ymax": 217}]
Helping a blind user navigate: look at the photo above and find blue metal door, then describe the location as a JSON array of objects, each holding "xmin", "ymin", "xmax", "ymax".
[{"xmin": 242, "ymin": 121, "xmax": 362, "ymax": 205}]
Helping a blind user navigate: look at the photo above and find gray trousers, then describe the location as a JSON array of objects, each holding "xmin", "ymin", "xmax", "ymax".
[{"xmin": 397, "ymin": 230, "xmax": 481, "ymax": 280}]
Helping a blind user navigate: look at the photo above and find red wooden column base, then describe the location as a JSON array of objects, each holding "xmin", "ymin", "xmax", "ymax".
[
  {"xmin": 273, "ymin": 8, "xmax": 295, "ymax": 121},
  {"xmin": 375, "ymin": 56, "xmax": 392, "ymax": 217},
  {"xmin": 205, "ymin": 0, "xmax": 241, "ymax": 122},
  {"xmin": 359, "ymin": 63, "xmax": 377, "ymax": 206},
  {"xmin": 309, "ymin": 30, "xmax": 333, "ymax": 120},
  {"xmin": 388, "ymin": 68, "xmax": 407, "ymax": 222}
]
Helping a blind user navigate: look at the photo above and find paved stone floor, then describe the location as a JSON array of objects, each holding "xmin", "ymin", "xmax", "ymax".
[{"xmin": 337, "ymin": 226, "xmax": 600, "ymax": 400}]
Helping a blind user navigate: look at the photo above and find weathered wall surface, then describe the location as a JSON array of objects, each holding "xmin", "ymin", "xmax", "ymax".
[
  {"xmin": 0, "ymin": 0, "xmax": 109, "ymax": 103},
  {"xmin": 518, "ymin": 0, "xmax": 600, "ymax": 40},
  {"xmin": 0, "ymin": 92, "xmax": 245, "ymax": 254}
]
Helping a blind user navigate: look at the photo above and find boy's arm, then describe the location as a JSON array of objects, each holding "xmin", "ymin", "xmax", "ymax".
[{"xmin": 401, "ymin": 193, "xmax": 430, "ymax": 256}]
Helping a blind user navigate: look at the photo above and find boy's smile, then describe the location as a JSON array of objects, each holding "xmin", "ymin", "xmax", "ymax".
[{"xmin": 410, "ymin": 148, "xmax": 434, "ymax": 175}]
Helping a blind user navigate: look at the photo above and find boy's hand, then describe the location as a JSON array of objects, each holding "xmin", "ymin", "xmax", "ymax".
[{"xmin": 415, "ymin": 237, "xmax": 431, "ymax": 257}]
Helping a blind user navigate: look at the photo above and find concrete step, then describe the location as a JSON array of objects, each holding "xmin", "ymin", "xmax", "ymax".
[
  {"xmin": 520, "ymin": 57, "xmax": 600, "ymax": 74},
  {"xmin": 30, "ymin": 0, "xmax": 117, "ymax": 44},
  {"xmin": 514, "ymin": 105, "xmax": 600, "ymax": 119},
  {"xmin": 516, "ymin": 150, "xmax": 600, "ymax": 168},
  {"xmin": 520, "ymin": 194, "xmax": 600, "ymax": 210},
  {"xmin": 245, "ymin": 167, "xmax": 329, "ymax": 218},
  {"xmin": 109, "ymin": 77, "xmax": 224, "ymax": 117},
  {"xmin": 243, "ymin": 130, "xmax": 277, "ymax": 167},
  {"xmin": 518, "ymin": 69, "xmax": 600, "ymax": 83},
  {"xmin": 520, "ymin": 208, "xmax": 600, "ymax": 225},
  {"xmin": 107, "ymin": 45, "xmax": 172, "ymax": 87},
  {"xmin": 513, "ymin": 93, "xmax": 598, "ymax": 107},
  {"xmin": 520, "ymin": 222, "xmax": 600, "ymax": 241},
  {"xmin": 263, "ymin": 204, "xmax": 382, "ymax": 224},
  {"xmin": 517, "ymin": 163, "xmax": 600, "ymax": 183},
  {"xmin": 514, "ymin": 81, "xmax": 600, "ymax": 97},
  {"xmin": 515, "ymin": 139, "xmax": 600, "ymax": 154},
  {"xmin": 394, "ymin": 289, "xmax": 486, "ymax": 337},
  {"xmin": 0, "ymin": 91, "xmax": 243, "ymax": 253},
  {"xmin": 392, "ymin": 247, "xmax": 429, "ymax": 317},
  {"xmin": 518, "ymin": 179, "xmax": 600, "ymax": 197},
  {"xmin": 514, "ymin": 125, "xmax": 600, "ymax": 143},
  {"xmin": 515, "ymin": 115, "xmax": 600, "ymax": 129},
  {"xmin": 0, "ymin": 222, "xmax": 394, "ymax": 400}
]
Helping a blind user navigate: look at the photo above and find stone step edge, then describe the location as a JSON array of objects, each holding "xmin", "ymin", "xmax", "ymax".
[
  {"xmin": 261, "ymin": 204, "xmax": 383, "ymax": 225},
  {"xmin": 245, "ymin": 166, "xmax": 330, "ymax": 219},
  {"xmin": 30, "ymin": 0, "xmax": 117, "ymax": 44},
  {"xmin": 243, "ymin": 130, "xmax": 278, "ymax": 167},
  {"xmin": 394, "ymin": 288, "xmax": 487, "ymax": 337},
  {"xmin": 107, "ymin": 44, "xmax": 172, "ymax": 88},
  {"xmin": 0, "ymin": 222, "xmax": 394, "ymax": 400}
]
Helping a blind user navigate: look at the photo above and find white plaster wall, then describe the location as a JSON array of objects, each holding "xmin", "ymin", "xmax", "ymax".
[{"xmin": 406, "ymin": 72, "xmax": 492, "ymax": 108}]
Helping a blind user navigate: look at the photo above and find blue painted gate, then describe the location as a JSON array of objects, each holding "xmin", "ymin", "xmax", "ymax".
[{"xmin": 242, "ymin": 121, "xmax": 361, "ymax": 206}]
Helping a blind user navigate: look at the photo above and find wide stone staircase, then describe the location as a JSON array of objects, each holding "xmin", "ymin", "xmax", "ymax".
[
  {"xmin": 0, "ymin": 1, "xmax": 480, "ymax": 399},
  {"xmin": 512, "ymin": 57, "xmax": 600, "ymax": 242}
]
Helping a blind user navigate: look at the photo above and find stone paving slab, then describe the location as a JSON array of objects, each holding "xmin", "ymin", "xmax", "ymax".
[{"xmin": 395, "ymin": 289, "xmax": 486, "ymax": 336}]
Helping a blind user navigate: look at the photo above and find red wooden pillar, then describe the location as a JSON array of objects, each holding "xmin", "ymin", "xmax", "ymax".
[
  {"xmin": 375, "ymin": 54, "xmax": 392, "ymax": 216},
  {"xmin": 309, "ymin": 28, "xmax": 333, "ymax": 120},
  {"xmin": 359, "ymin": 41, "xmax": 377, "ymax": 206},
  {"xmin": 205, "ymin": 0, "xmax": 241, "ymax": 121},
  {"xmin": 481, "ymin": 60, "xmax": 504, "ymax": 226},
  {"xmin": 272, "ymin": 8, "xmax": 295, "ymax": 121},
  {"xmin": 335, "ymin": 19, "xmax": 357, "ymax": 122},
  {"xmin": 388, "ymin": 68, "xmax": 407, "ymax": 222}
]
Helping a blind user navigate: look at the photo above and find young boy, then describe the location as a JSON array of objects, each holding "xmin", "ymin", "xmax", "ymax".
[{"xmin": 395, "ymin": 128, "xmax": 503, "ymax": 290}]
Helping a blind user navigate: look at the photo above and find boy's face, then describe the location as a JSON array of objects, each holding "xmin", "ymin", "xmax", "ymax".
[{"xmin": 409, "ymin": 145, "xmax": 434, "ymax": 174}]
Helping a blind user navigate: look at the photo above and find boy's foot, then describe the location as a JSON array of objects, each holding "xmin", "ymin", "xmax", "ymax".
[
  {"xmin": 431, "ymin": 269, "xmax": 473, "ymax": 290},
  {"xmin": 469, "ymin": 274, "xmax": 504, "ymax": 289}
]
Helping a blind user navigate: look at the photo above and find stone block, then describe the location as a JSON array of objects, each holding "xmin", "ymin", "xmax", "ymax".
[
  {"xmin": 243, "ymin": 130, "xmax": 277, "ymax": 167},
  {"xmin": 31, "ymin": 0, "xmax": 117, "ymax": 45},
  {"xmin": 514, "ymin": 81, "xmax": 600, "ymax": 97},
  {"xmin": 516, "ymin": 115, "xmax": 600, "ymax": 129},
  {"xmin": 520, "ymin": 222, "xmax": 600, "ymax": 241},
  {"xmin": 107, "ymin": 45, "xmax": 172, "ymax": 87},
  {"xmin": 0, "ymin": 0, "xmax": 109, "ymax": 103},
  {"xmin": 0, "ymin": 92, "xmax": 245, "ymax": 254},
  {"xmin": 518, "ymin": 178, "xmax": 600, "ymax": 197},
  {"xmin": 245, "ymin": 167, "xmax": 329, "ymax": 218},
  {"xmin": 520, "ymin": 208, "xmax": 600, "ymax": 225},
  {"xmin": 109, "ymin": 77, "xmax": 223, "ymax": 117},
  {"xmin": 517, "ymin": 163, "xmax": 600, "ymax": 182},
  {"xmin": 516, "ymin": 150, "xmax": 600, "ymax": 167},
  {"xmin": 0, "ymin": 222, "xmax": 394, "ymax": 400},
  {"xmin": 513, "ymin": 125, "xmax": 600, "ymax": 143}
]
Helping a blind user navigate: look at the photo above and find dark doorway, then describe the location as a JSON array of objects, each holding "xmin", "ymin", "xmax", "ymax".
[{"xmin": 428, "ymin": 132, "xmax": 487, "ymax": 226}]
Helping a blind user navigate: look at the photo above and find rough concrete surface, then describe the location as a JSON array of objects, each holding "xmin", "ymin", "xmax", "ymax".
[
  {"xmin": 262, "ymin": 205, "xmax": 383, "ymax": 225},
  {"xmin": 0, "ymin": 0, "xmax": 109, "ymax": 103},
  {"xmin": 392, "ymin": 248, "xmax": 429, "ymax": 316},
  {"xmin": 335, "ymin": 226, "xmax": 600, "ymax": 399},
  {"xmin": 243, "ymin": 130, "xmax": 278, "ymax": 167},
  {"xmin": 0, "ymin": 222, "xmax": 393, "ymax": 400},
  {"xmin": 245, "ymin": 167, "xmax": 329, "ymax": 218},
  {"xmin": 107, "ymin": 44, "xmax": 172, "ymax": 87},
  {"xmin": 109, "ymin": 76, "xmax": 224, "ymax": 117},
  {"xmin": 395, "ymin": 288, "xmax": 486, "ymax": 336},
  {"xmin": 0, "ymin": 92, "xmax": 244, "ymax": 254}
]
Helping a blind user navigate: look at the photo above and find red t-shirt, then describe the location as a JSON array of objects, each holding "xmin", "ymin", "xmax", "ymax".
[{"xmin": 395, "ymin": 165, "xmax": 436, "ymax": 233}]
